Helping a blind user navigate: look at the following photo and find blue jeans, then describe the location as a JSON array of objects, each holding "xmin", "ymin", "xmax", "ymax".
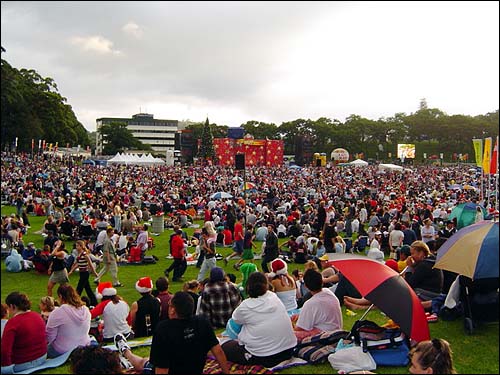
[{"xmin": 1, "ymin": 353, "xmax": 47, "ymax": 374}]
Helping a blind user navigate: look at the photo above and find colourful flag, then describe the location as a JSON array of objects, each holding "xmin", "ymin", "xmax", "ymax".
[
  {"xmin": 490, "ymin": 136, "xmax": 498, "ymax": 175},
  {"xmin": 42, "ymin": 140, "xmax": 46, "ymax": 150},
  {"xmin": 483, "ymin": 137, "xmax": 492, "ymax": 174},
  {"xmin": 472, "ymin": 139, "xmax": 483, "ymax": 167},
  {"xmin": 54, "ymin": 142, "xmax": 58, "ymax": 152},
  {"xmin": 31, "ymin": 139, "xmax": 34, "ymax": 151}
]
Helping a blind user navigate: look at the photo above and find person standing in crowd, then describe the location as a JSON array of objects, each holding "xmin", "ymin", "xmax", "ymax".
[
  {"xmin": 1, "ymin": 292, "xmax": 47, "ymax": 374},
  {"xmin": 47, "ymin": 240, "xmax": 69, "ymax": 297},
  {"xmin": 262, "ymin": 224, "xmax": 279, "ymax": 273},
  {"xmin": 46, "ymin": 285, "xmax": 91, "ymax": 358},
  {"xmin": 234, "ymin": 223, "xmax": 257, "ymax": 270},
  {"xmin": 68, "ymin": 240, "xmax": 98, "ymax": 307},
  {"xmin": 166, "ymin": 229, "xmax": 188, "ymax": 282},
  {"xmin": 148, "ymin": 291, "xmax": 230, "ymax": 374},
  {"xmin": 94, "ymin": 227, "xmax": 122, "ymax": 287},
  {"xmin": 129, "ymin": 277, "xmax": 160, "ymax": 338},
  {"xmin": 224, "ymin": 215, "xmax": 245, "ymax": 266},
  {"xmin": 421, "ymin": 218, "xmax": 437, "ymax": 244},
  {"xmin": 197, "ymin": 228, "xmax": 217, "ymax": 282}
]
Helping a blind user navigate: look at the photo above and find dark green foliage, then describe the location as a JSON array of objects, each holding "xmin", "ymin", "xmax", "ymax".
[
  {"xmin": 1, "ymin": 58, "xmax": 90, "ymax": 152},
  {"xmin": 99, "ymin": 122, "xmax": 152, "ymax": 155}
]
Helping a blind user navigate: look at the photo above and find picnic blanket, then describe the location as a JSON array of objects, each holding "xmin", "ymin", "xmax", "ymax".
[
  {"xmin": 12, "ymin": 350, "xmax": 73, "ymax": 374},
  {"xmin": 203, "ymin": 355, "xmax": 308, "ymax": 374}
]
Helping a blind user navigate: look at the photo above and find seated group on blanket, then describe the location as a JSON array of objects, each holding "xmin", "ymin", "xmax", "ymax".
[{"xmin": 0, "ymin": 274, "xmax": 173, "ymax": 374}]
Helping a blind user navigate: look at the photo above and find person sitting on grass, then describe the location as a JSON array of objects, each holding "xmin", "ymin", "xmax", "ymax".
[
  {"xmin": 129, "ymin": 277, "xmax": 160, "ymax": 338},
  {"xmin": 267, "ymin": 258, "xmax": 299, "ymax": 315},
  {"xmin": 1, "ymin": 292, "xmax": 47, "ymax": 374},
  {"xmin": 198, "ymin": 267, "xmax": 242, "ymax": 328},
  {"xmin": 292, "ymin": 268, "xmax": 343, "ymax": 341}
]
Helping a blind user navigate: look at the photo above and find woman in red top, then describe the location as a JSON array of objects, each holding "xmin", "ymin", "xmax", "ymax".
[{"xmin": 1, "ymin": 292, "xmax": 47, "ymax": 373}]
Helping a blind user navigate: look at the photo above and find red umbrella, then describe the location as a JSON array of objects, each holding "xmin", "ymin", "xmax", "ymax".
[{"xmin": 327, "ymin": 255, "xmax": 430, "ymax": 342}]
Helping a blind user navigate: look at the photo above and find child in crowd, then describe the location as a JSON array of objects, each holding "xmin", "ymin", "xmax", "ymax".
[{"xmin": 39, "ymin": 296, "xmax": 58, "ymax": 324}]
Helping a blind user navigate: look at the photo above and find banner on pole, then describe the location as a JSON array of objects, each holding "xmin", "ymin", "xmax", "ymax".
[
  {"xmin": 473, "ymin": 139, "xmax": 483, "ymax": 167},
  {"xmin": 482, "ymin": 137, "xmax": 492, "ymax": 174},
  {"xmin": 490, "ymin": 136, "xmax": 498, "ymax": 175}
]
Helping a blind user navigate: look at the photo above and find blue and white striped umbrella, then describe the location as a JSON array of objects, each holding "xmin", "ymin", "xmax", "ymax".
[{"xmin": 434, "ymin": 221, "xmax": 499, "ymax": 280}]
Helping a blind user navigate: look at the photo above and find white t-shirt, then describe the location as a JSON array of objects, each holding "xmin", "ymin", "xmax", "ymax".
[
  {"xmin": 420, "ymin": 225, "xmax": 436, "ymax": 243},
  {"xmin": 389, "ymin": 230, "xmax": 404, "ymax": 248},
  {"xmin": 296, "ymin": 288, "xmax": 343, "ymax": 332},
  {"xmin": 232, "ymin": 291, "xmax": 297, "ymax": 357},
  {"xmin": 101, "ymin": 300, "xmax": 132, "ymax": 339}
]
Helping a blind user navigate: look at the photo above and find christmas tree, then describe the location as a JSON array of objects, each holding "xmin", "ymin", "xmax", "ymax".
[{"xmin": 198, "ymin": 117, "xmax": 216, "ymax": 164}]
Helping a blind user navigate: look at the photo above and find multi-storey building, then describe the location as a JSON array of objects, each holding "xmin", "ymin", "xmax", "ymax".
[{"xmin": 95, "ymin": 113, "xmax": 178, "ymax": 155}]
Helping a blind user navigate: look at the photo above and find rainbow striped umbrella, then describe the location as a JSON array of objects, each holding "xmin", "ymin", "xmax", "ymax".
[{"xmin": 434, "ymin": 221, "xmax": 499, "ymax": 280}]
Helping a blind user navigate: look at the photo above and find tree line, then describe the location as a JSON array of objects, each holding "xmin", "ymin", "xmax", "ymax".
[
  {"xmin": 2, "ymin": 54, "xmax": 497, "ymax": 160},
  {"xmin": 1, "ymin": 56, "xmax": 90, "ymax": 153},
  {"xmin": 188, "ymin": 100, "xmax": 498, "ymax": 162}
]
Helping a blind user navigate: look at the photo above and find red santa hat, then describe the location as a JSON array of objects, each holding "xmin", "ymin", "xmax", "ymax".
[
  {"xmin": 95, "ymin": 282, "xmax": 116, "ymax": 300},
  {"xmin": 268, "ymin": 258, "xmax": 288, "ymax": 278},
  {"xmin": 135, "ymin": 276, "xmax": 153, "ymax": 294}
]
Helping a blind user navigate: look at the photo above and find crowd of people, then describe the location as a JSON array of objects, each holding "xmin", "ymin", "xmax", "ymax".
[{"xmin": 3, "ymin": 151, "xmax": 495, "ymax": 373}]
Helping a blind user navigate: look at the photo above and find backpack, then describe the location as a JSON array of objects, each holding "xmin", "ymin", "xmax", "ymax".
[
  {"xmin": 142, "ymin": 255, "xmax": 157, "ymax": 264},
  {"xmin": 349, "ymin": 320, "xmax": 409, "ymax": 366}
]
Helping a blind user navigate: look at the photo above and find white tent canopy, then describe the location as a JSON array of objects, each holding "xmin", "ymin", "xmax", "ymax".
[
  {"xmin": 378, "ymin": 163, "xmax": 404, "ymax": 172},
  {"xmin": 350, "ymin": 159, "xmax": 369, "ymax": 166},
  {"xmin": 107, "ymin": 152, "xmax": 165, "ymax": 165}
]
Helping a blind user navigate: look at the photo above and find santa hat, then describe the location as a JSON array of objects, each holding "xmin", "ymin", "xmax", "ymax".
[
  {"xmin": 135, "ymin": 277, "xmax": 153, "ymax": 294},
  {"xmin": 95, "ymin": 282, "xmax": 116, "ymax": 300},
  {"xmin": 268, "ymin": 258, "xmax": 288, "ymax": 278}
]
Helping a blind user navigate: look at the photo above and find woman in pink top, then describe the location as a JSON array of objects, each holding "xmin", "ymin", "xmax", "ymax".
[{"xmin": 46, "ymin": 285, "xmax": 91, "ymax": 357}]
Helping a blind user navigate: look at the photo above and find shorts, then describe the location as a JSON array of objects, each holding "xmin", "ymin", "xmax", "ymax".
[
  {"xmin": 49, "ymin": 269, "xmax": 69, "ymax": 284},
  {"xmin": 233, "ymin": 240, "xmax": 244, "ymax": 254}
]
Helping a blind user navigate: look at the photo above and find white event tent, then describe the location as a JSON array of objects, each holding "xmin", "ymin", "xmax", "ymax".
[
  {"xmin": 349, "ymin": 159, "xmax": 369, "ymax": 166},
  {"xmin": 107, "ymin": 152, "xmax": 165, "ymax": 165}
]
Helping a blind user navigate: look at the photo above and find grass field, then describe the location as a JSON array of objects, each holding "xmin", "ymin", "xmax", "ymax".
[{"xmin": 1, "ymin": 205, "xmax": 498, "ymax": 374}]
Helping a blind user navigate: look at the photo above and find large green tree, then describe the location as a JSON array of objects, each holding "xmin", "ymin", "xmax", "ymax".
[
  {"xmin": 1, "ymin": 57, "xmax": 90, "ymax": 152},
  {"xmin": 99, "ymin": 122, "xmax": 150, "ymax": 155}
]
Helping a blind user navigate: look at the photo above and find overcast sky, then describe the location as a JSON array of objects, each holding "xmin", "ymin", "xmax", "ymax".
[{"xmin": 1, "ymin": 1, "xmax": 498, "ymax": 132}]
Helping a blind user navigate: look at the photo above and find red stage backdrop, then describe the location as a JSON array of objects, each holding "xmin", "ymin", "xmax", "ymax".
[{"xmin": 213, "ymin": 138, "xmax": 283, "ymax": 167}]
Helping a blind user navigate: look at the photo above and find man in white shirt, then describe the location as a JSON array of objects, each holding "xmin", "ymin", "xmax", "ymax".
[{"xmin": 294, "ymin": 268, "xmax": 343, "ymax": 335}]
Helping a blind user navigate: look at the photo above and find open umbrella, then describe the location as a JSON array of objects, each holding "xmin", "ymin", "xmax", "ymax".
[
  {"xmin": 434, "ymin": 221, "xmax": 499, "ymax": 280},
  {"xmin": 327, "ymin": 254, "xmax": 430, "ymax": 342},
  {"xmin": 240, "ymin": 182, "xmax": 257, "ymax": 191},
  {"xmin": 210, "ymin": 192, "xmax": 233, "ymax": 200},
  {"xmin": 448, "ymin": 202, "xmax": 485, "ymax": 229}
]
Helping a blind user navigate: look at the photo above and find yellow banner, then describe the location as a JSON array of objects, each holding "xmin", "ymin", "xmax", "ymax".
[
  {"xmin": 482, "ymin": 137, "xmax": 492, "ymax": 174},
  {"xmin": 472, "ymin": 139, "xmax": 483, "ymax": 167}
]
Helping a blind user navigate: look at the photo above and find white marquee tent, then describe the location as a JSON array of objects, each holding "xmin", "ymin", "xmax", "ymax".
[
  {"xmin": 349, "ymin": 159, "xmax": 369, "ymax": 166},
  {"xmin": 378, "ymin": 163, "xmax": 404, "ymax": 172},
  {"xmin": 107, "ymin": 152, "xmax": 165, "ymax": 165}
]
